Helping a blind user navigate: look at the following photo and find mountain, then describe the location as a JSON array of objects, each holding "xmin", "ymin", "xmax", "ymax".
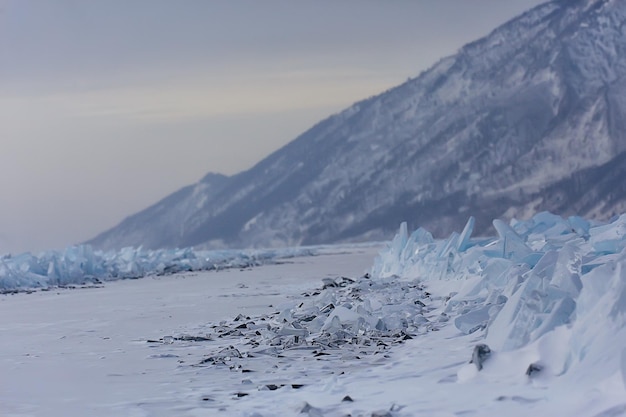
[{"xmin": 88, "ymin": 0, "xmax": 626, "ymax": 251}]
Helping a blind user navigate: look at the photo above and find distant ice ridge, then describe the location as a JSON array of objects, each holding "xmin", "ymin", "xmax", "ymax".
[
  {"xmin": 373, "ymin": 211, "xmax": 626, "ymax": 386},
  {"xmin": 0, "ymin": 245, "xmax": 315, "ymax": 292}
]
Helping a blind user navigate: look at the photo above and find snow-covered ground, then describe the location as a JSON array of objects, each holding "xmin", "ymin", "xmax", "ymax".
[{"xmin": 3, "ymin": 211, "xmax": 626, "ymax": 417}]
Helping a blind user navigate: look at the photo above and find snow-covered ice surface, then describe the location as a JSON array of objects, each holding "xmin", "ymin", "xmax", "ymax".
[
  {"xmin": 0, "ymin": 246, "xmax": 379, "ymax": 417},
  {"xmin": 3, "ymin": 212, "xmax": 626, "ymax": 416}
]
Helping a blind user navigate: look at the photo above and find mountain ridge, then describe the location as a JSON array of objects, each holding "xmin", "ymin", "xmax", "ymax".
[{"xmin": 88, "ymin": 0, "xmax": 626, "ymax": 251}]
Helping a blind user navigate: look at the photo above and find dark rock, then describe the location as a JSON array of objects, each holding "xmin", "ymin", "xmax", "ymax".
[
  {"xmin": 322, "ymin": 278, "xmax": 338, "ymax": 289},
  {"xmin": 320, "ymin": 303, "xmax": 335, "ymax": 314},
  {"xmin": 177, "ymin": 335, "xmax": 211, "ymax": 342},
  {"xmin": 526, "ymin": 362, "xmax": 543, "ymax": 377},
  {"xmin": 340, "ymin": 277, "xmax": 355, "ymax": 285},
  {"xmin": 470, "ymin": 344, "xmax": 491, "ymax": 371}
]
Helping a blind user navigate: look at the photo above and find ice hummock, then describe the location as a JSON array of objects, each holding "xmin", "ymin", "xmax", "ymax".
[
  {"xmin": 0, "ymin": 245, "xmax": 315, "ymax": 292},
  {"xmin": 372, "ymin": 211, "xmax": 626, "ymax": 389}
]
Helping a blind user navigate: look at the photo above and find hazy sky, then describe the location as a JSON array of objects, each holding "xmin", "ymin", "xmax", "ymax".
[{"xmin": 0, "ymin": 0, "xmax": 546, "ymax": 254}]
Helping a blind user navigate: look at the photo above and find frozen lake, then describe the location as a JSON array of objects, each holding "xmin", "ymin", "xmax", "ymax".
[
  {"xmin": 0, "ymin": 247, "xmax": 379, "ymax": 417},
  {"xmin": 3, "ymin": 227, "xmax": 626, "ymax": 417}
]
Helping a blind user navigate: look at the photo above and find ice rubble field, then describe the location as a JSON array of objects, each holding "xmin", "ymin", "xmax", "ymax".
[
  {"xmin": 3, "ymin": 211, "xmax": 626, "ymax": 416},
  {"xmin": 0, "ymin": 245, "xmax": 317, "ymax": 292},
  {"xmin": 369, "ymin": 212, "xmax": 626, "ymax": 415},
  {"xmin": 175, "ymin": 211, "xmax": 626, "ymax": 416}
]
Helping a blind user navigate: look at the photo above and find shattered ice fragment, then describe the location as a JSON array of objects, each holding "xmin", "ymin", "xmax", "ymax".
[
  {"xmin": 300, "ymin": 402, "xmax": 323, "ymax": 416},
  {"xmin": 278, "ymin": 325, "xmax": 309, "ymax": 338},
  {"xmin": 455, "ymin": 306, "xmax": 490, "ymax": 334},
  {"xmin": 323, "ymin": 306, "xmax": 361, "ymax": 328},
  {"xmin": 550, "ymin": 242, "xmax": 583, "ymax": 297},
  {"xmin": 321, "ymin": 315, "xmax": 342, "ymax": 333},
  {"xmin": 457, "ymin": 216, "xmax": 475, "ymax": 253},
  {"xmin": 492, "ymin": 219, "xmax": 533, "ymax": 261},
  {"xmin": 568, "ymin": 216, "xmax": 590, "ymax": 238}
]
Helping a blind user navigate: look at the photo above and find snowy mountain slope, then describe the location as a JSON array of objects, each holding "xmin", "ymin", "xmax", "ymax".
[
  {"xmin": 91, "ymin": 172, "xmax": 230, "ymax": 250},
  {"xmin": 89, "ymin": 0, "xmax": 626, "ymax": 251}
]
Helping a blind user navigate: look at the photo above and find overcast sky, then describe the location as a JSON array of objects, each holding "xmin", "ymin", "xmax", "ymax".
[{"xmin": 0, "ymin": 0, "xmax": 546, "ymax": 254}]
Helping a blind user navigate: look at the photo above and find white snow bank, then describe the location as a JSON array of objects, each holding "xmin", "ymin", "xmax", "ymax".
[
  {"xmin": 0, "ymin": 244, "xmax": 316, "ymax": 292},
  {"xmin": 373, "ymin": 211, "xmax": 626, "ymax": 390}
]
